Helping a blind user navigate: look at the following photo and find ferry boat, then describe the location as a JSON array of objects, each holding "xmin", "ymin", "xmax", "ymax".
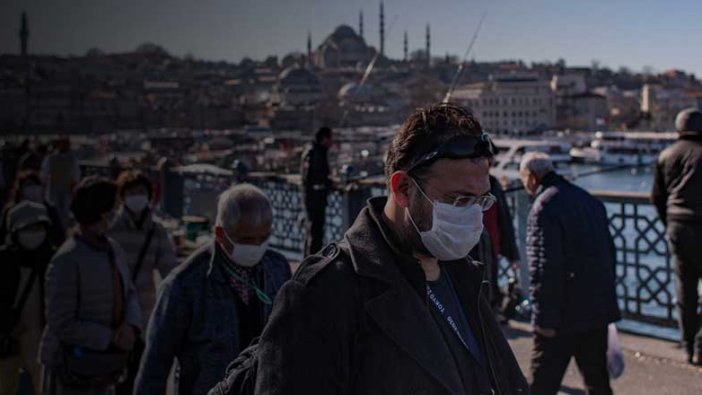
[
  {"xmin": 570, "ymin": 131, "xmax": 677, "ymax": 165},
  {"xmin": 491, "ymin": 139, "xmax": 572, "ymax": 182}
]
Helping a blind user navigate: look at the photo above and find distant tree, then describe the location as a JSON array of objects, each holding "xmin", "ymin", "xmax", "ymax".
[
  {"xmin": 135, "ymin": 43, "xmax": 170, "ymax": 56},
  {"xmin": 239, "ymin": 57, "xmax": 255, "ymax": 69},
  {"xmin": 617, "ymin": 66, "xmax": 632, "ymax": 76},
  {"xmin": 281, "ymin": 52, "xmax": 304, "ymax": 68},
  {"xmin": 264, "ymin": 56, "xmax": 279, "ymax": 68},
  {"xmin": 591, "ymin": 59, "xmax": 600, "ymax": 73},
  {"xmin": 86, "ymin": 47, "xmax": 105, "ymax": 57}
]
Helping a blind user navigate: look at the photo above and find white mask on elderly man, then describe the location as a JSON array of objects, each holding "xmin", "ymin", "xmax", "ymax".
[{"xmin": 222, "ymin": 230, "xmax": 268, "ymax": 267}]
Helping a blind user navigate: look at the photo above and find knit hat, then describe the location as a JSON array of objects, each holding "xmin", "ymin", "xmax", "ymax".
[{"xmin": 675, "ymin": 108, "xmax": 702, "ymax": 134}]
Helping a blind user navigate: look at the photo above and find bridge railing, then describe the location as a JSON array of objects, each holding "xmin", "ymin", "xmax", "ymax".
[{"xmin": 81, "ymin": 163, "xmax": 677, "ymax": 329}]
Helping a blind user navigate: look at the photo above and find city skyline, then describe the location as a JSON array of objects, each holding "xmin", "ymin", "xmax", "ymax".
[{"xmin": 1, "ymin": 0, "xmax": 701, "ymax": 76}]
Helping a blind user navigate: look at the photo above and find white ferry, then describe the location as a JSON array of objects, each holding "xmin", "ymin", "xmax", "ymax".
[
  {"xmin": 491, "ymin": 139, "xmax": 572, "ymax": 182},
  {"xmin": 570, "ymin": 131, "xmax": 677, "ymax": 166}
]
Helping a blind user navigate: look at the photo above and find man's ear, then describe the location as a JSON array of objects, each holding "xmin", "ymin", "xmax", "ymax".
[{"xmin": 390, "ymin": 171, "xmax": 413, "ymax": 208}]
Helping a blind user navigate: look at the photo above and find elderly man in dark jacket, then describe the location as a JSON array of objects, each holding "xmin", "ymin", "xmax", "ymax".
[
  {"xmin": 255, "ymin": 104, "xmax": 527, "ymax": 395},
  {"xmin": 652, "ymin": 108, "xmax": 702, "ymax": 365},
  {"xmin": 135, "ymin": 184, "xmax": 291, "ymax": 395},
  {"xmin": 520, "ymin": 152, "xmax": 620, "ymax": 395}
]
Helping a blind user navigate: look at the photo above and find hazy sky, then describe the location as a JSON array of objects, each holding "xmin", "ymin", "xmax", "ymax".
[{"xmin": 1, "ymin": 0, "xmax": 700, "ymax": 75}]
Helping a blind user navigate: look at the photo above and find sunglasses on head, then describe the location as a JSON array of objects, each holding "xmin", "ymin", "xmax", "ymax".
[{"xmin": 407, "ymin": 133, "xmax": 495, "ymax": 174}]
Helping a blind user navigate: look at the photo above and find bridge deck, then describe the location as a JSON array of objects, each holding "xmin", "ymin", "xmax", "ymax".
[{"xmin": 504, "ymin": 321, "xmax": 702, "ymax": 394}]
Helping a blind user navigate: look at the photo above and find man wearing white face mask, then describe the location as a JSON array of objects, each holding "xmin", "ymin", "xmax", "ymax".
[
  {"xmin": 109, "ymin": 170, "xmax": 177, "ymax": 395},
  {"xmin": 135, "ymin": 184, "xmax": 291, "ymax": 395},
  {"xmin": 255, "ymin": 104, "xmax": 527, "ymax": 395},
  {"xmin": 0, "ymin": 202, "xmax": 56, "ymax": 395}
]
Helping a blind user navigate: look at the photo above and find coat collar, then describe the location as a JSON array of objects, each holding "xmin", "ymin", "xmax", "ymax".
[
  {"xmin": 535, "ymin": 171, "xmax": 566, "ymax": 197},
  {"xmin": 344, "ymin": 197, "xmax": 485, "ymax": 292},
  {"xmin": 343, "ymin": 197, "xmax": 486, "ymax": 395}
]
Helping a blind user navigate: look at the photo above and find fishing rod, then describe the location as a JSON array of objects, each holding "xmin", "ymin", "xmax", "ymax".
[
  {"xmin": 571, "ymin": 162, "xmax": 644, "ymax": 179},
  {"xmin": 442, "ymin": 12, "xmax": 487, "ymax": 104},
  {"xmin": 502, "ymin": 162, "xmax": 647, "ymax": 194},
  {"xmin": 338, "ymin": 15, "xmax": 400, "ymax": 128}
]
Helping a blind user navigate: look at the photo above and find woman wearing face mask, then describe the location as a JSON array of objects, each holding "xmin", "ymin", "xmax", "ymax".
[
  {"xmin": 0, "ymin": 170, "xmax": 65, "ymax": 247},
  {"xmin": 0, "ymin": 202, "xmax": 56, "ymax": 395},
  {"xmin": 135, "ymin": 184, "xmax": 291, "ymax": 395},
  {"xmin": 108, "ymin": 170, "xmax": 177, "ymax": 395},
  {"xmin": 39, "ymin": 176, "xmax": 142, "ymax": 395}
]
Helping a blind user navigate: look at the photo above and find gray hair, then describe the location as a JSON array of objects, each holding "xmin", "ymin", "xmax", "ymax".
[
  {"xmin": 519, "ymin": 152, "xmax": 555, "ymax": 178},
  {"xmin": 215, "ymin": 184, "xmax": 273, "ymax": 230}
]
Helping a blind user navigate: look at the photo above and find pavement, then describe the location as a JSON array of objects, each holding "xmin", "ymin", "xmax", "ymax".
[{"xmin": 504, "ymin": 321, "xmax": 702, "ymax": 394}]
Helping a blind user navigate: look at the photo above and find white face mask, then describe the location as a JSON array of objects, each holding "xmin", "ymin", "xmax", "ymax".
[
  {"xmin": 222, "ymin": 230, "xmax": 268, "ymax": 267},
  {"xmin": 125, "ymin": 194, "xmax": 149, "ymax": 213},
  {"xmin": 22, "ymin": 185, "xmax": 44, "ymax": 203},
  {"xmin": 17, "ymin": 228, "xmax": 47, "ymax": 250},
  {"xmin": 407, "ymin": 179, "xmax": 484, "ymax": 261}
]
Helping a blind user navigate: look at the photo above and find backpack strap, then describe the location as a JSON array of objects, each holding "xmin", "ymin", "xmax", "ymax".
[{"xmin": 132, "ymin": 225, "xmax": 156, "ymax": 283}]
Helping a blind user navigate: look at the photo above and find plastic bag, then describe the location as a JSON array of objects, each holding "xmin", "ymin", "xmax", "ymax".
[{"xmin": 607, "ymin": 323, "xmax": 625, "ymax": 379}]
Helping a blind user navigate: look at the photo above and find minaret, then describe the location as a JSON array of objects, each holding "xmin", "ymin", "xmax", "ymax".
[
  {"xmin": 403, "ymin": 31, "xmax": 408, "ymax": 62},
  {"xmin": 379, "ymin": 1, "xmax": 385, "ymax": 57},
  {"xmin": 20, "ymin": 12, "xmax": 28, "ymax": 57},
  {"xmin": 359, "ymin": 10, "xmax": 364, "ymax": 39},
  {"xmin": 426, "ymin": 23, "xmax": 431, "ymax": 67},
  {"xmin": 307, "ymin": 32, "xmax": 312, "ymax": 68}
]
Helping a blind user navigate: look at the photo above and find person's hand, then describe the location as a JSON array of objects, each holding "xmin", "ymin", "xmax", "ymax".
[
  {"xmin": 534, "ymin": 325, "xmax": 556, "ymax": 338},
  {"xmin": 113, "ymin": 324, "xmax": 136, "ymax": 351},
  {"xmin": 510, "ymin": 260, "xmax": 521, "ymax": 270}
]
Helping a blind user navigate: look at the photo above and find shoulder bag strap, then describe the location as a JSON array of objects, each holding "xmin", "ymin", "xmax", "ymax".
[{"xmin": 131, "ymin": 225, "xmax": 156, "ymax": 283}]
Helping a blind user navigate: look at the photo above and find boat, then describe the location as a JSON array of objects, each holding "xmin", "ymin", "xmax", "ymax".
[
  {"xmin": 490, "ymin": 138, "xmax": 572, "ymax": 183},
  {"xmin": 570, "ymin": 131, "xmax": 677, "ymax": 165}
]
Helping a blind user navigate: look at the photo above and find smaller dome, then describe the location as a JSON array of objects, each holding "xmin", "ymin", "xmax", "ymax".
[
  {"xmin": 279, "ymin": 67, "xmax": 320, "ymax": 86},
  {"xmin": 332, "ymin": 25, "xmax": 359, "ymax": 40}
]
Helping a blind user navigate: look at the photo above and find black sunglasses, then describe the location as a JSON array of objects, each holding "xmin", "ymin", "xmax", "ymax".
[{"xmin": 407, "ymin": 133, "xmax": 495, "ymax": 174}]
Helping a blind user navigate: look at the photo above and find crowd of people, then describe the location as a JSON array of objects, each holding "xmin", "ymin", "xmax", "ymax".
[{"xmin": 0, "ymin": 104, "xmax": 700, "ymax": 395}]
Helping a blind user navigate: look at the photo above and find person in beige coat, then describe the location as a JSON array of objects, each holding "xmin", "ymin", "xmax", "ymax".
[{"xmin": 109, "ymin": 170, "xmax": 177, "ymax": 394}]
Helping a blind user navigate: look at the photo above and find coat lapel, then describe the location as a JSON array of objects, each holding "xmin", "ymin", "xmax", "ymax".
[
  {"xmin": 364, "ymin": 280, "xmax": 465, "ymax": 395},
  {"xmin": 345, "ymin": 199, "xmax": 465, "ymax": 395}
]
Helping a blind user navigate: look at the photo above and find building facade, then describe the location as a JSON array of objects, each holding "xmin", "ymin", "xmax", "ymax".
[
  {"xmin": 642, "ymin": 83, "xmax": 697, "ymax": 131},
  {"xmin": 453, "ymin": 73, "xmax": 556, "ymax": 135}
]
